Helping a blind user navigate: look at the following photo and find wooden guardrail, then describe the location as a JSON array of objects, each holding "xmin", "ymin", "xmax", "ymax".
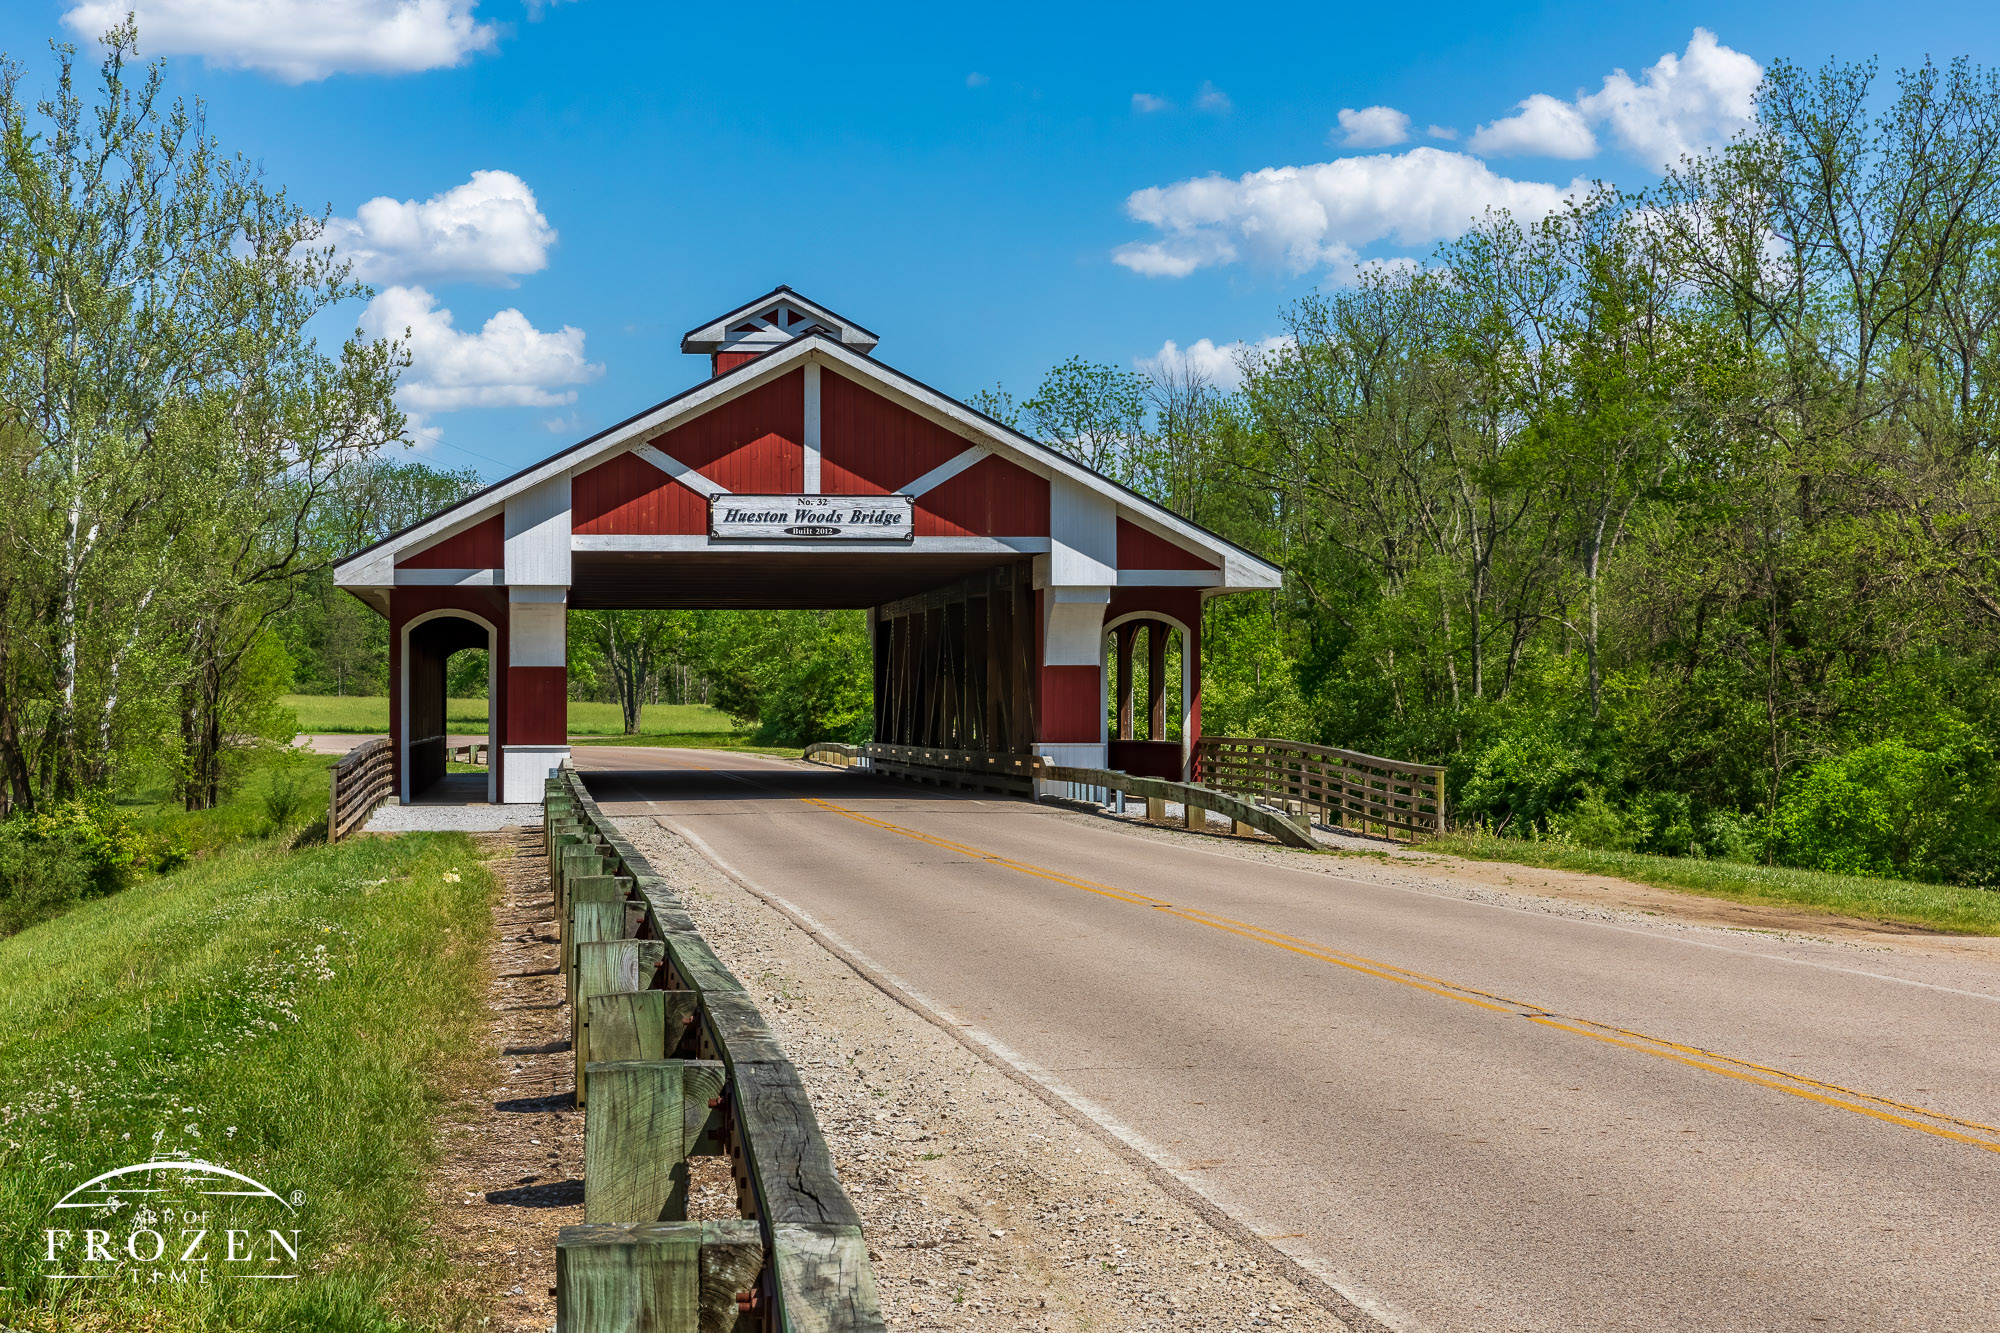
[
  {"xmin": 547, "ymin": 765, "xmax": 886, "ymax": 1333},
  {"xmin": 448, "ymin": 741, "xmax": 489, "ymax": 765},
  {"xmin": 802, "ymin": 742, "xmax": 1319, "ymax": 851},
  {"xmin": 328, "ymin": 737, "xmax": 393, "ymax": 842},
  {"xmin": 1195, "ymin": 736, "xmax": 1445, "ymax": 840}
]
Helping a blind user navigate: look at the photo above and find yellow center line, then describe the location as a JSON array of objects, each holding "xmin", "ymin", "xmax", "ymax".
[{"xmin": 800, "ymin": 795, "xmax": 2000, "ymax": 1156}]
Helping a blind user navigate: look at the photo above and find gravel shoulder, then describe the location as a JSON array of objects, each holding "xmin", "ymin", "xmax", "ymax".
[{"xmin": 616, "ymin": 814, "xmax": 1373, "ymax": 1333}]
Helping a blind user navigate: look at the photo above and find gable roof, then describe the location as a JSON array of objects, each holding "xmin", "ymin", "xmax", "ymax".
[{"xmin": 334, "ymin": 329, "xmax": 1280, "ymax": 591}]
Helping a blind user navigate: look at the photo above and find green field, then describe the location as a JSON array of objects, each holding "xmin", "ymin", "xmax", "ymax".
[
  {"xmin": 1418, "ymin": 831, "xmax": 2000, "ymax": 935},
  {"xmin": 284, "ymin": 694, "xmax": 741, "ymax": 737},
  {"xmin": 0, "ymin": 826, "xmax": 495, "ymax": 1330}
]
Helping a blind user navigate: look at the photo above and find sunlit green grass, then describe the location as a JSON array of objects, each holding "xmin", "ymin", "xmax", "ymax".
[
  {"xmin": 1419, "ymin": 831, "xmax": 2000, "ymax": 935},
  {"xmin": 284, "ymin": 694, "xmax": 740, "ymax": 737},
  {"xmin": 115, "ymin": 752, "xmax": 336, "ymax": 863},
  {"xmin": 0, "ymin": 831, "xmax": 495, "ymax": 1331}
]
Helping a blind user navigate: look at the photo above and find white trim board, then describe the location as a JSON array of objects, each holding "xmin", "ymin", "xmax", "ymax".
[
  {"xmin": 393, "ymin": 568, "xmax": 499, "ymax": 586},
  {"xmin": 633, "ymin": 443, "xmax": 729, "ymax": 499},
  {"xmin": 570, "ymin": 534, "xmax": 1050, "ymax": 555}
]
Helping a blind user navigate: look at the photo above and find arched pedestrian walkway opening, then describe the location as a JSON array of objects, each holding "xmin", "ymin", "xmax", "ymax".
[{"xmin": 400, "ymin": 609, "xmax": 497, "ymax": 802}]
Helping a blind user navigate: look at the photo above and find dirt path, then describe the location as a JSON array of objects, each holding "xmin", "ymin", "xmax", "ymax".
[
  {"xmin": 425, "ymin": 827, "xmax": 582, "ymax": 1333},
  {"xmin": 617, "ymin": 814, "xmax": 1373, "ymax": 1333}
]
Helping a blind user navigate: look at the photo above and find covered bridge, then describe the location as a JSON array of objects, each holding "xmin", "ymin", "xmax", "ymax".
[{"xmin": 334, "ymin": 287, "xmax": 1282, "ymax": 802}]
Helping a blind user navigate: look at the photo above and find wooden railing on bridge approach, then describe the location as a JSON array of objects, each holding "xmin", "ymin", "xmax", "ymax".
[
  {"xmin": 327, "ymin": 737, "xmax": 393, "ymax": 842},
  {"xmin": 547, "ymin": 764, "xmax": 886, "ymax": 1333},
  {"xmin": 1195, "ymin": 736, "xmax": 1445, "ymax": 840},
  {"xmin": 803, "ymin": 741, "xmax": 1325, "ymax": 850},
  {"xmin": 804, "ymin": 738, "xmax": 1446, "ymax": 847}
]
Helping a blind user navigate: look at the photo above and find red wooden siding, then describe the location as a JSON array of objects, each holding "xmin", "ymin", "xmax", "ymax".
[
  {"xmin": 1039, "ymin": 665, "xmax": 1102, "ymax": 742},
  {"xmin": 507, "ymin": 667, "xmax": 568, "ymax": 745},
  {"xmin": 1116, "ymin": 518, "xmax": 1216, "ymax": 570},
  {"xmin": 916, "ymin": 454, "xmax": 1050, "ymax": 537},
  {"xmin": 656, "ymin": 369, "xmax": 804, "ymax": 493},
  {"xmin": 573, "ymin": 371, "xmax": 805, "ymax": 534},
  {"xmin": 573, "ymin": 449, "xmax": 707, "ymax": 535},
  {"xmin": 820, "ymin": 370, "xmax": 970, "ymax": 495},
  {"xmin": 397, "ymin": 515, "xmax": 504, "ymax": 568},
  {"xmin": 714, "ymin": 351, "xmax": 760, "ymax": 375}
]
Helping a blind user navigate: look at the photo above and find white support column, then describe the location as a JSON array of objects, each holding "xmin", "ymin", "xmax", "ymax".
[
  {"xmin": 505, "ymin": 475, "xmax": 572, "ymax": 587},
  {"xmin": 1035, "ymin": 476, "xmax": 1119, "ymax": 789},
  {"xmin": 502, "ymin": 474, "xmax": 572, "ymax": 802},
  {"xmin": 802, "ymin": 362, "xmax": 823, "ymax": 493},
  {"xmin": 502, "ymin": 585, "xmax": 571, "ymax": 803}
]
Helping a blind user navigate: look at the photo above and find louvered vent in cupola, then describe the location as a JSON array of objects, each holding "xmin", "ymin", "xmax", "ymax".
[{"xmin": 680, "ymin": 286, "xmax": 881, "ymax": 377}]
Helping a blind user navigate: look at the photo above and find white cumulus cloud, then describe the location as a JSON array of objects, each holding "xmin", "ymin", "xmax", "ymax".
[
  {"xmin": 1133, "ymin": 92, "xmax": 1172, "ymax": 113},
  {"xmin": 1469, "ymin": 93, "xmax": 1599, "ymax": 159},
  {"xmin": 64, "ymin": 0, "xmax": 498, "ymax": 83},
  {"xmin": 1196, "ymin": 81, "xmax": 1232, "ymax": 113},
  {"xmin": 321, "ymin": 170, "xmax": 555, "ymax": 287},
  {"xmin": 1114, "ymin": 147, "xmax": 1589, "ymax": 278},
  {"xmin": 1470, "ymin": 29, "xmax": 1761, "ymax": 168},
  {"xmin": 1578, "ymin": 27, "xmax": 1762, "ymax": 168},
  {"xmin": 361, "ymin": 285, "xmax": 602, "ymax": 412},
  {"xmin": 1337, "ymin": 106, "xmax": 1411, "ymax": 148},
  {"xmin": 1136, "ymin": 335, "xmax": 1294, "ymax": 392}
]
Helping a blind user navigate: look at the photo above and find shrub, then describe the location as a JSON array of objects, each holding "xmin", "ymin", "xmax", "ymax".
[
  {"xmin": 1456, "ymin": 728, "xmax": 1592, "ymax": 836},
  {"xmin": 1693, "ymin": 810, "xmax": 1761, "ymax": 863},
  {"xmin": 1551, "ymin": 789, "xmax": 1638, "ymax": 851},
  {"xmin": 0, "ymin": 822, "xmax": 93, "ymax": 935},
  {"xmin": 1769, "ymin": 739, "xmax": 1992, "ymax": 880},
  {"xmin": 261, "ymin": 760, "xmax": 315, "ymax": 832},
  {"xmin": 18, "ymin": 800, "xmax": 147, "ymax": 897}
]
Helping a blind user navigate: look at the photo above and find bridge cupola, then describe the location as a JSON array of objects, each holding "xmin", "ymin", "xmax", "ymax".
[{"xmin": 680, "ymin": 286, "xmax": 880, "ymax": 378}]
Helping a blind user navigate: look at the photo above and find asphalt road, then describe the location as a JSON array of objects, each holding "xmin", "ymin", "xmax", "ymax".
[{"xmin": 574, "ymin": 747, "xmax": 2000, "ymax": 1332}]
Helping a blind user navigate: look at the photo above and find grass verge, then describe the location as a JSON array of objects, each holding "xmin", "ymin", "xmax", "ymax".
[
  {"xmin": 284, "ymin": 695, "xmax": 739, "ymax": 737},
  {"xmin": 0, "ymin": 830, "xmax": 496, "ymax": 1331},
  {"xmin": 1421, "ymin": 830, "xmax": 2000, "ymax": 935}
]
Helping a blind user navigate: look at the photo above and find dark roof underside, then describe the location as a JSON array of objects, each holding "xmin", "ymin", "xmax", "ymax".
[{"xmin": 568, "ymin": 550, "xmax": 1028, "ymax": 610}]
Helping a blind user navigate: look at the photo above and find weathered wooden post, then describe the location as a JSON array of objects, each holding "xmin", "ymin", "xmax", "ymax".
[
  {"xmin": 566, "ymin": 894, "xmax": 628, "ymax": 1003},
  {"xmin": 555, "ymin": 1219, "xmax": 763, "ymax": 1333},
  {"xmin": 585, "ymin": 989, "xmax": 700, "ymax": 1064},
  {"xmin": 583, "ymin": 1059, "xmax": 727, "ymax": 1222},
  {"xmin": 574, "ymin": 940, "xmax": 664, "ymax": 1103}
]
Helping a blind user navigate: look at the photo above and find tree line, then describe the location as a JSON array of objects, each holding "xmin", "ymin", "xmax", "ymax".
[{"xmin": 1002, "ymin": 56, "xmax": 2000, "ymax": 884}]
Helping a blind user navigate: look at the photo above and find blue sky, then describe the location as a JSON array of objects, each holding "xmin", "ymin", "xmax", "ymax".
[{"xmin": 3, "ymin": 1, "xmax": 1997, "ymax": 479}]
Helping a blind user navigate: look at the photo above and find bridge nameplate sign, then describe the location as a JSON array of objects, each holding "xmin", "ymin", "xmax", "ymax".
[{"xmin": 709, "ymin": 494, "xmax": 915, "ymax": 541}]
